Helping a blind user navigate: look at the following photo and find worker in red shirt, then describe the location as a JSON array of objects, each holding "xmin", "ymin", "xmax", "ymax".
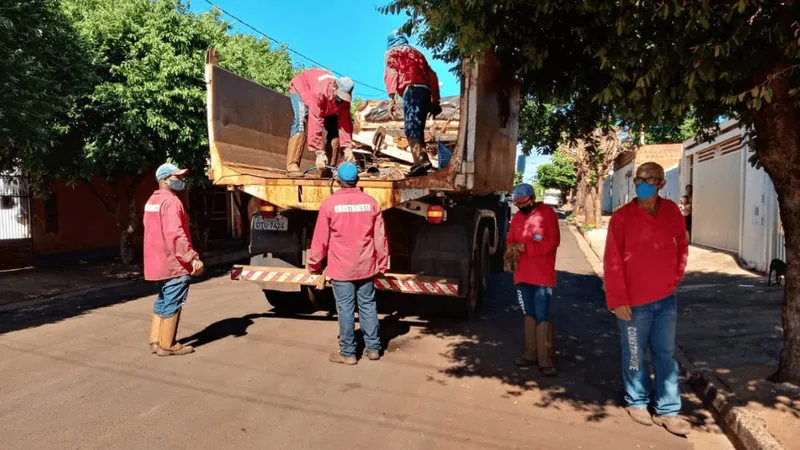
[
  {"xmin": 505, "ymin": 183, "xmax": 560, "ymax": 376},
  {"xmin": 286, "ymin": 69, "xmax": 355, "ymax": 178},
  {"xmin": 603, "ymin": 162, "xmax": 690, "ymax": 436},
  {"xmin": 384, "ymin": 30, "xmax": 442, "ymax": 177},
  {"xmin": 143, "ymin": 163, "xmax": 204, "ymax": 357},
  {"xmin": 307, "ymin": 162, "xmax": 390, "ymax": 365}
]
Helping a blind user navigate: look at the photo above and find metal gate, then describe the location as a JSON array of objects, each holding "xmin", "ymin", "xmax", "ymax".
[{"xmin": 0, "ymin": 174, "xmax": 34, "ymax": 269}]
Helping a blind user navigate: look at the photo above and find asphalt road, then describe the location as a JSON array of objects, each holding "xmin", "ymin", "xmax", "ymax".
[{"xmin": 0, "ymin": 223, "xmax": 733, "ymax": 449}]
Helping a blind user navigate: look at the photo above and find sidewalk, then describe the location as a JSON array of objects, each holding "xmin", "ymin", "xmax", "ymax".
[
  {"xmin": 575, "ymin": 224, "xmax": 799, "ymax": 450},
  {"xmin": 0, "ymin": 245, "xmax": 249, "ymax": 311}
]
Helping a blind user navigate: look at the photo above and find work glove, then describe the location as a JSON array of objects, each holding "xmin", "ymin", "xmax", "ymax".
[
  {"xmin": 343, "ymin": 148, "xmax": 355, "ymax": 162},
  {"xmin": 429, "ymin": 102, "xmax": 443, "ymax": 119},
  {"xmin": 315, "ymin": 151, "xmax": 328, "ymax": 170},
  {"xmin": 389, "ymin": 98, "xmax": 400, "ymax": 119},
  {"xmin": 190, "ymin": 258, "xmax": 205, "ymax": 277},
  {"xmin": 503, "ymin": 243, "xmax": 525, "ymax": 273}
]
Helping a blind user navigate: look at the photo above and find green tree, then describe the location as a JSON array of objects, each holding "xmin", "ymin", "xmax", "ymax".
[
  {"xmin": 382, "ymin": 0, "xmax": 800, "ymax": 382},
  {"xmin": 0, "ymin": 0, "xmax": 92, "ymax": 182},
  {"xmin": 513, "ymin": 171, "xmax": 523, "ymax": 186},
  {"xmin": 536, "ymin": 152, "xmax": 577, "ymax": 201}
]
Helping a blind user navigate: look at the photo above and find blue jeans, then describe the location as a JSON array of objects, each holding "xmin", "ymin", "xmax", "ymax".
[
  {"xmin": 289, "ymin": 92, "xmax": 307, "ymax": 136},
  {"xmin": 332, "ymin": 279, "xmax": 380, "ymax": 357},
  {"xmin": 515, "ymin": 284, "xmax": 552, "ymax": 322},
  {"xmin": 153, "ymin": 275, "xmax": 191, "ymax": 318},
  {"xmin": 402, "ymin": 85, "xmax": 431, "ymax": 140},
  {"xmin": 617, "ymin": 294, "xmax": 681, "ymax": 416}
]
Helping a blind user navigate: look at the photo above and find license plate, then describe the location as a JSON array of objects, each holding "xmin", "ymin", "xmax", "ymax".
[{"xmin": 253, "ymin": 216, "xmax": 288, "ymax": 231}]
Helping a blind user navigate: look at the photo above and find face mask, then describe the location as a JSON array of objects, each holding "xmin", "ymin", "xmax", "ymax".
[
  {"xmin": 516, "ymin": 199, "xmax": 534, "ymax": 214},
  {"xmin": 168, "ymin": 179, "xmax": 186, "ymax": 192},
  {"xmin": 635, "ymin": 182, "xmax": 657, "ymax": 200}
]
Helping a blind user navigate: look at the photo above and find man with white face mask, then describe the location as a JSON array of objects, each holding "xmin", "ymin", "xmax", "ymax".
[
  {"xmin": 143, "ymin": 163, "xmax": 204, "ymax": 356},
  {"xmin": 603, "ymin": 162, "xmax": 690, "ymax": 436}
]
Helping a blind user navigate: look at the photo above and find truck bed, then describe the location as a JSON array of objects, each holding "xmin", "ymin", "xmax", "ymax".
[{"xmin": 204, "ymin": 49, "xmax": 519, "ymax": 211}]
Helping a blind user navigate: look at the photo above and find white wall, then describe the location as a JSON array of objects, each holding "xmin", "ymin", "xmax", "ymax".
[
  {"xmin": 611, "ymin": 161, "xmax": 634, "ymax": 210},
  {"xmin": 740, "ymin": 162, "xmax": 776, "ymax": 272},
  {"xmin": 662, "ymin": 165, "xmax": 681, "ymax": 204},
  {"xmin": 693, "ymin": 150, "xmax": 742, "ymax": 253},
  {"xmin": 602, "ymin": 176, "xmax": 613, "ymax": 213}
]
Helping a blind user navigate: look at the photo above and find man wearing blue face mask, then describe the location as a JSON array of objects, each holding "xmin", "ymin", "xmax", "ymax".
[
  {"xmin": 603, "ymin": 162, "xmax": 690, "ymax": 436},
  {"xmin": 143, "ymin": 163, "xmax": 204, "ymax": 356}
]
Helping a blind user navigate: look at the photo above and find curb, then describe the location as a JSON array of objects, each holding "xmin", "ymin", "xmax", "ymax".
[
  {"xmin": 0, "ymin": 250, "xmax": 249, "ymax": 314},
  {"xmin": 568, "ymin": 222, "xmax": 785, "ymax": 450}
]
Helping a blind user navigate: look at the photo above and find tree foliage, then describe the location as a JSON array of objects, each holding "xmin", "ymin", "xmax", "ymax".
[{"xmin": 536, "ymin": 153, "xmax": 576, "ymax": 193}]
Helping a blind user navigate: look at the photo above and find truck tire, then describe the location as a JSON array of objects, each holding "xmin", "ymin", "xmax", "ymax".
[{"xmin": 464, "ymin": 227, "xmax": 491, "ymax": 318}]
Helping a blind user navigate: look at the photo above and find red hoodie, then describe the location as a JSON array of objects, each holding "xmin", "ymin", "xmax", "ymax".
[
  {"xmin": 288, "ymin": 68, "xmax": 353, "ymax": 151},
  {"xmin": 143, "ymin": 190, "xmax": 198, "ymax": 281},
  {"xmin": 307, "ymin": 188, "xmax": 389, "ymax": 281},
  {"xmin": 603, "ymin": 199, "xmax": 689, "ymax": 310},
  {"xmin": 507, "ymin": 203, "xmax": 561, "ymax": 287},
  {"xmin": 384, "ymin": 45, "xmax": 441, "ymax": 104}
]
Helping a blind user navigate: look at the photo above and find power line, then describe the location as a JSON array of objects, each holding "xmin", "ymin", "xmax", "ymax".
[{"xmin": 202, "ymin": 0, "xmax": 388, "ymax": 96}]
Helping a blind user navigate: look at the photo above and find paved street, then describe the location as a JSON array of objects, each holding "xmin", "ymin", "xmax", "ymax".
[{"xmin": 0, "ymin": 223, "xmax": 733, "ymax": 449}]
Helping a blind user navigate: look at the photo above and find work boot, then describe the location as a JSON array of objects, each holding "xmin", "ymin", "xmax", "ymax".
[
  {"xmin": 157, "ymin": 309, "xmax": 194, "ymax": 356},
  {"xmin": 626, "ymin": 407, "xmax": 653, "ymax": 426},
  {"xmin": 514, "ymin": 316, "xmax": 537, "ymax": 367},
  {"xmin": 329, "ymin": 351, "xmax": 357, "ymax": 365},
  {"xmin": 536, "ymin": 321, "xmax": 558, "ymax": 376},
  {"xmin": 286, "ymin": 133, "xmax": 306, "ymax": 177},
  {"xmin": 365, "ymin": 349, "xmax": 381, "ymax": 361},
  {"xmin": 408, "ymin": 138, "xmax": 432, "ymax": 177},
  {"xmin": 653, "ymin": 415, "xmax": 691, "ymax": 436},
  {"xmin": 149, "ymin": 313, "xmax": 161, "ymax": 354}
]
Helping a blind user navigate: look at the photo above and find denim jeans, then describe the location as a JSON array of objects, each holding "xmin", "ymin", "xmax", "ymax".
[
  {"xmin": 332, "ymin": 279, "xmax": 380, "ymax": 357},
  {"xmin": 515, "ymin": 284, "xmax": 552, "ymax": 322},
  {"xmin": 289, "ymin": 92, "xmax": 307, "ymax": 136},
  {"xmin": 153, "ymin": 275, "xmax": 191, "ymax": 318},
  {"xmin": 617, "ymin": 294, "xmax": 681, "ymax": 416},
  {"xmin": 402, "ymin": 85, "xmax": 431, "ymax": 140}
]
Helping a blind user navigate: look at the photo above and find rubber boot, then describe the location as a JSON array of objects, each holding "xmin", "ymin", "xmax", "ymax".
[
  {"xmin": 536, "ymin": 321, "xmax": 557, "ymax": 376},
  {"xmin": 157, "ymin": 309, "xmax": 194, "ymax": 356},
  {"xmin": 514, "ymin": 316, "xmax": 537, "ymax": 367},
  {"xmin": 286, "ymin": 134, "xmax": 306, "ymax": 177},
  {"xmin": 408, "ymin": 138, "xmax": 432, "ymax": 177},
  {"xmin": 149, "ymin": 314, "xmax": 161, "ymax": 354}
]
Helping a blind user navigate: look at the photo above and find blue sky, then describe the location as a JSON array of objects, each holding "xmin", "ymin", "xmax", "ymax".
[{"xmin": 189, "ymin": 0, "xmax": 461, "ymax": 100}]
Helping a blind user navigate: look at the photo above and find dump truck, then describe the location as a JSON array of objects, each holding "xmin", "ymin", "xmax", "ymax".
[{"xmin": 204, "ymin": 48, "xmax": 519, "ymax": 318}]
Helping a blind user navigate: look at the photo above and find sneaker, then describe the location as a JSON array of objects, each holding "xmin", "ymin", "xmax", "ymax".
[
  {"xmin": 329, "ymin": 352, "xmax": 357, "ymax": 365},
  {"xmin": 653, "ymin": 415, "xmax": 691, "ymax": 436},
  {"xmin": 626, "ymin": 407, "xmax": 653, "ymax": 426},
  {"xmin": 365, "ymin": 350, "xmax": 380, "ymax": 361}
]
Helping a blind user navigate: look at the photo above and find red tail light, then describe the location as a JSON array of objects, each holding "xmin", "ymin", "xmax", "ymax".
[
  {"xmin": 259, "ymin": 202, "xmax": 275, "ymax": 218},
  {"xmin": 426, "ymin": 205, "xmax": 445, "ymax": 224}
]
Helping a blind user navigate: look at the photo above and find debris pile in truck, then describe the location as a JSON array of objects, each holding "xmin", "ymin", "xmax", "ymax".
[{"xmin": 351, "ymin": 96, "xmax": 459, "ymax": 179}]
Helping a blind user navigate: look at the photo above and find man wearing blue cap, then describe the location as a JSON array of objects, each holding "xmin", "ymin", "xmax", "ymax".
[
  {"xmin": 286, "ymin": 68, "xmax": 356, "ymax": 178},
  {"xmin": 307, "ymin": 162, "xmax": 390, "ymax": 365},
  {"xmin": 506, "ymin": 183, "xmax": 561, "ymax": 375},
  {"xmin": 143, "ymin": 163, "xmax": 204, "ymax": 356}
]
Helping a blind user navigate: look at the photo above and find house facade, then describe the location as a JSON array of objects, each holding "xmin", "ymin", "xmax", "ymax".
[{"xmin": 606, "ymin": 143, "xmax": 683, "ymax": 212}]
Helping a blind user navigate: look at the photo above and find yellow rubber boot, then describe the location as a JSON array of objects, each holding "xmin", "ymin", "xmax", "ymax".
[
  {"xmin": 537, "ymin": 321, "xmax": 557, "ymax": 376},
  {"xmin": 286, "ymin": 134, "xmax": 306, "ymax": 177},
  {"xmin": 514, "ymin": 316, "xmax": 537, "ymax": 366},
  {"xmin": 149, "ymin": 314, "xmax": 161, "ymax": 354},
  {"xmin": 157, "ymin": 309, "xmax": 194, "ymax": 357}
]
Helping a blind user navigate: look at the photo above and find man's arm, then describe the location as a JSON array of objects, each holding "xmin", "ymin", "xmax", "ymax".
[
  {"xmin": 603, "ymin": 214, "xmax": 629, "ymax": 310},
  {"xmin": 307, "ymin": 203, "xmax": 331, "ymax": 273},
  {"xmin": 675, "ymin": 205, "xmax": 689, "ymax": 283},
  {"xmin": 374, "ymin": 208, "xmax": 389, "ymax": 273},
  {"xmin": 162, "ymin": 200, "xmax": 198, "ymax": 264},
  {"xmin": 425, "ymin": 61, "xmax": 441, "ymax": 104}
]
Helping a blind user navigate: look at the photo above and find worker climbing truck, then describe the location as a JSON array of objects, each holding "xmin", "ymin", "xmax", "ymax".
[{"xmin": 205, "ymin": 48, "xmax": 519, "ymax": 318}]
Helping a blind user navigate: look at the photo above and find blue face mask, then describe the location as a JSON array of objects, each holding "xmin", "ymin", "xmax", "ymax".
[
  {"xmin": 168, "ymin": 179, "xmax": 186, "ymax": 192},
  {"xmin": 635, "ymin": 182, "xmax": 658, "ymax": 200}
]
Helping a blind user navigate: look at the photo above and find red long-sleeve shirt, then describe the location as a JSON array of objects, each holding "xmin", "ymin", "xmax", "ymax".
[
  {"xmin": 143, "ymin": 190, "xmax": 198, "ymax": 281},
  {"xmin": 507, "ymin": 203, "xmax": 561, "ymax": 287},
  {"xmin": 307, "ymin": 188, "xmax": 389, "ymax": 281},
  {"xmin": 603, "ymin": 199, "xmax": 689, "ymax": 310},
  {"xmin": 384, "ymin": 45, "xmax": 441, "ymax": 104},
  {"xmin": 288, "ymin": 68, "xmax": 353, "ymax": 151}
]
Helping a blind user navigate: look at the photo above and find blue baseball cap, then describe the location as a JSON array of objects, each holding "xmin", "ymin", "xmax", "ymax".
[
  {"xmin": 155, "ymin": 163, "xmax": 188, "ymax": 181},
  {"xmin": 335, "ymin": 77, "xmax": 354, "ymax": 103},
  {"xmin": 512, "ymin": 183, "xmax": 535, "ymax": 202},
  {"xmin": 337, "ymin": 162, "xmax": 359, "ymax": 183}
]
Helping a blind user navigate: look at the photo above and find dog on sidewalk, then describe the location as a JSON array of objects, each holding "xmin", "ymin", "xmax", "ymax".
[{"xmin": 768, "ymin": 258, "xmax": 786, "ymax": 286}]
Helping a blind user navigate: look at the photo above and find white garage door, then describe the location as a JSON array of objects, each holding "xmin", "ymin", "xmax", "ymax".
[{"xmin": 693, "ymin": 138, "xmax": 741, "ymax": 253}]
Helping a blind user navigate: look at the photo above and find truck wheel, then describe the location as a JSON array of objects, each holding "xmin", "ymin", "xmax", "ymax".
[
  {"xmin": 262, "ymin": 288, "xmax": 319, "ymax": 314},
  {"xmin": 464, "ymin": 227, "xmax": 491, "ymax": 318}
]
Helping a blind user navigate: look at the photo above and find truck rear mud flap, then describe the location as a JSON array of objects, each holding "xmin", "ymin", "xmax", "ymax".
[{"xmin": 230, "ymin": 265, "xmax": 461, "ymax": 297}]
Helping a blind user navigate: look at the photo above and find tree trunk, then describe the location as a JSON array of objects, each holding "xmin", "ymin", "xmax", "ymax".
[
  {"xmin": 595, "ymin": 181, "xmax": 603, "ymax": 225},
  {"xmin": 119, "ymin": 181, "xmax": 139, "ymax": 266},
  {"xmin": 751, "ymin": 62, "xmax": 800, "ymax": 384},
  {"xmin": 584, "ymin": 182, "xmax": 599, "ymax": 227},
  {"xmin": 575, "ymin": 174, "xmax": 586, "ymax": 216}
]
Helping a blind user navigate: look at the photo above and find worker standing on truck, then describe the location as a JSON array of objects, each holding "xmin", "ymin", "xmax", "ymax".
[
  {"xmin": 384, "ymin": 30, "xmax": 442, "ymax": 177},
  {"xmin": 505, "ymin": 183, "xmax": 561, "ymax": 376},
  {"xmin": 144, "ymin": 163, "xmax": 205, "ymax": 357},
  {"xmin": 307, "ymin": 162, "xmax": 390, "ymax": 365},
  {"xmin": 286, "ymin": 69, "xmax": 355, "ymax": 178}
]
